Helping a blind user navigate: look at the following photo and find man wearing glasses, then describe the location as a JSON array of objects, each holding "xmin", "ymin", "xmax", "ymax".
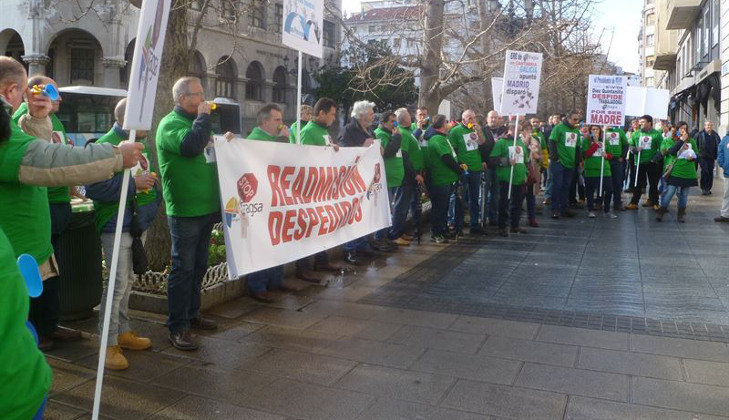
[{"xmin": 156, "ymin": 77, "xmax": 220, "ymax": 351}]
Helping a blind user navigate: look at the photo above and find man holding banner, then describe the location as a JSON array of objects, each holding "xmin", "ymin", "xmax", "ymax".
[
  {"xmin": 626, "ymin": 115, "xmax": 662, "ymax": 210},
  {"xmin": 157, "ymin": 76, "xmax": 221, "ymax": 351},
  {"xmin": 548, "ymin": 112, "xmax": 581, "ymax": 218}
]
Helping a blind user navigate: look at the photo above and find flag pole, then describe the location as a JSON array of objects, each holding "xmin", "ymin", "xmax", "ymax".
[
  {"xmin": 507, "ymin": 115, "xmax": 520, "ymax": 199},
  {"xmin": 599, "ymin": 127, "xmax": 606, "ymax": 196},
  {"xmin": 296, "ymin": 50, "xmax": 303, "ymax": 144}
]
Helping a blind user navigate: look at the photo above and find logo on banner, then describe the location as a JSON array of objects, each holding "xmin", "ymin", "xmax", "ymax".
[
  {"xmin": 237, "ymin": 173, "xmax": 259, "ymax": 203},
  {"xmin": 366, "ymin": 162, "xmax": 384, "ymax": 202}
]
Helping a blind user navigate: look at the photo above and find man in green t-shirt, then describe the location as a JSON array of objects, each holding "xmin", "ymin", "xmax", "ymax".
[
  {"xmin": 85, "ymin": 98, "xmax": 160, "ymax": 370},
  {"xmin": 156, "ymin": 76, "xmax": 222, "ymax": 351},
  {"xmin": 548, "ymin": 111, "xmax": 581, "ymax": 218},
  {"xmin": 626, "ymin": 114, "xmax": 663, "ymax": 210},
  {"xmin": 490, "ymin": 122, "xmax": 529, "ymax": 236},
  {"xmin": 449, "ymin": 109, "xmax": 486, "ymax": 235},
  {"xmin": 373, "ymin": 111, "xmax": 403, "ymax": 251},
  {"xmin": 293, "ymin": 98, "xmax": 341, "ymax": 281},
  {"xmin": 288, "ymin": 104, "xmax": 312, "ymax": 144},
  {"xmin": 426, "ymin": 114, "xmax": 467, "ymax": 243}
]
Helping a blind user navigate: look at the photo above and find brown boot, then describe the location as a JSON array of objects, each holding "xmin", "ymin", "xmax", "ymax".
[
  {"xmin": 655, "ymin": 207, "xmax": 667, "ymax": 222},
  {"xmin": 677, "ymin": 207, "xmax": 686, "ymax": 223},
  {"xmin": 118, "ymin": 331, "xmax": 152, "ymax": 351},
  {"xmin": 105, "ymin": 345, "xmax": 129, "ymax": 370}
]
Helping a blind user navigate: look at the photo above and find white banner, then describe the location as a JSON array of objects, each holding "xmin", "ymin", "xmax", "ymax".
[
  {"xmin": 585, "ymin": 75, "xmax": 627, "ymax": 126},
  {"xmin": 500, "ymin": 50, "xmax": 543, "ymax": 115},
  {"xmin": 625, "ymin": 86, "xmax": 669, "ymax": 119},
  {"xmin": 214, "ymin": 137, "xmax": 391, "ymax": 278},
  {"xmin": 124, "ymin": 0, "xmax": 171, "ymax": 130},
  {"xmin": 491, "ymin": 77, "xmax": 503, "ymax": 114},
  {"xmin": 282, "ymin": 0, "xmax": 324, "ymax": 58}
]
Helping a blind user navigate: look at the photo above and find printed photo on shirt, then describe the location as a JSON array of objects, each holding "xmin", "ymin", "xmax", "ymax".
[
  {"xmin": 592, "ymin": 143, "xmax": 604, "ymax": 157},
  {"xmin": 509, "ymin": 146, "xmax": 524, "ymax": 164},
  {"xmin": 565, "ymin": 132, "xmax": 578, "ymax": 148},
  {"xmin": 639, "ymin": 136, "xmax": 652, "ymax": 150},
  {"xmin": 464, "ymin": 133, "xmax": 479, "ymax": 151},
  {"xmin": 608, "ymin": 132, "xmax": 619, "ymax": 146},
  {"xmin": 51, "ymin": 131, "xmax": 66, "ymax": 145}
]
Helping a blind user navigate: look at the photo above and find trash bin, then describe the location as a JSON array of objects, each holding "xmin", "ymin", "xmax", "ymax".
[{"xmin": 57, "ymin": 205, "xmax": 103, "ymax": 321}]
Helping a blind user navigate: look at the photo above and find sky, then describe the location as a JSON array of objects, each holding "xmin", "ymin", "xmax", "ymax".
[{"xmin": 341, "ymin": 0, "xmax": 643, "ymax": 74}]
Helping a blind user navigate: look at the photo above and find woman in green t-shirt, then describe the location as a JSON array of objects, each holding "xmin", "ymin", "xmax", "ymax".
[
  {"xmin": 583, "ymin": 126, "xmax": 617, "ymax": 218},
  {"xmin": 656, "ymin": 121, "xmax": 698, "ymax": 222}
]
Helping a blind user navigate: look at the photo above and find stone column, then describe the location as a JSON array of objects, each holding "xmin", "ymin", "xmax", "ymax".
[
  {"xmin": 21, "ymin": 54, "xmax": 50, "ymax": 77},
  {"xmin": 102, "ymin": 58, "xmax": 127, "ymax": 89},
  {"xmin": 264, "ymin": 80, "xmax": 275, "ymax": 104}
]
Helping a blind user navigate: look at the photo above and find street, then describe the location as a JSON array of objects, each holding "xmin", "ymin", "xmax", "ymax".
[{"xmin": 44, "ymin": 181, "xmax": 729, "ymax": 419}]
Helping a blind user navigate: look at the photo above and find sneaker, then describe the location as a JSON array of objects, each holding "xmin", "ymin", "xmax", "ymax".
[
  {"xmin": 393, "ymin": 237, "xmax": 411, "ymax": 246},
  {"xmin": 543, "ymin": 198, "xmax": 551, "ymax": 205},
  {"xmin": 117, "ymin": 331, "xmax": 151, "ymax": 351},
  {"xmin": 625, "ymin": 203, "xmax": 638, "ymax": 210},
  {"xmin": 431, "ymin": 235, "xmax": 447, "ymax": 244},
  {"xmin": 588, "ymin": 211, "xmax": 596, "ymax": 218},
  {"xmin": 606, "ymin": 212, "xmax": 618, "ymax": 219},
  {"xmin": 401, "ymin": 233, "xmax": 414, "ymax": 241},
  {"xmin": 105, "ymin": 345, "xmax": 129, "ymax": 370}
]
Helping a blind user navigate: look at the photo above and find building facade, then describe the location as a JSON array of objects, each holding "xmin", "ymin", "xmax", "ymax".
[
  {"xmin": 721, "ymin": 0, "xmax": 728, "ymax": 134},
  {"xmin": 0, "ymin": 0, "xmax": 343, "ymax": 134}
]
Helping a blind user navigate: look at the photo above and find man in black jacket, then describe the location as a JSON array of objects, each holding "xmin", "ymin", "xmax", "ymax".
[{"xmin": 697, "ymin": 120, "xmax": 721, "ymax": 195}]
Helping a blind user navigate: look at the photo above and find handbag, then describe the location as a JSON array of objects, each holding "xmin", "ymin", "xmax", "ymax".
[{"xmin": 129, "ymin": 195, "xmax": 148, "ymax": 275}]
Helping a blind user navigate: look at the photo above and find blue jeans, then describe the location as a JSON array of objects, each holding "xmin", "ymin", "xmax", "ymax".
[
  {"xmin": 544, "ymin": 165, "xmax": 553, "ymax": 199},
  {"xmin": 661, "ymin": 184, "xmax": 691, "ymax": 209},
  {"xmin": 498, "ymin": 182, "xmax": 524, "ymax": 229},
  {"xmin": 550, "ymin": 162, "xmax": 574, "ymax": 213},
  {"xmin": 430, "ymin": 183, "xmax": 453, "ymax": 236},
  {"xmin": 167, "ymin": 213, "xmax": 217, "ymax": 334},
  {"xmin": 247, "ymin": 265, "xmax": 284, "ymax": 295},
  {"xmin": 609, "ymin": 161, "xmax": 625, "ymax": 209},
  {"xmin": 389, "ymin": 181, "xmax": 414, "ymax": 239},
  {"xmin": 461, "ymin": 170, "xmax": 482, "ymax": 229},
  {"xmin": 485, "ymin": 168, "xmax": 500, "ymax": 223}
]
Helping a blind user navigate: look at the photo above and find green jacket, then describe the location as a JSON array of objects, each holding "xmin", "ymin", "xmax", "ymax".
[
  {"xmin": 289, "ymin": 120, "xmax": 309, "ymax": 144},
  {"xmin": 661, "ymin": 137, "xmax": 698, "ymax": 180},
  {"xmin": 400, "ymin": 126, "xmax": 423, "ymax": 171},
  {"xmin": 629, "ymin": 128, "xmax": 662, "ymax": 164},
  {"xmin": 605, "ymin": 127, "xmax": 629, "ymax": 159},
  {"xmin": 490, "ymin": 137, "xmax": 528, "ymax": 185},
  {"xmin": 427, "ymin": 133, "xmax": 459, "ymax": 186},
  {"xmin": 581, "ymin": 137, "xmax": 612, "ymax": 177},
  {"xmin": 449, "ymin": 123, "xmax": 482, "ymax": 171},
  {"xmin": 548, "ymin": 122, "xmax": 580, "ymax": 169},
  {"xmin": 299, "ymin": 121, "xmax": 331, "ymax": 146},
  {"xmin": 374, "ymin": 127, "xmax": 404, "ymax": 188}
]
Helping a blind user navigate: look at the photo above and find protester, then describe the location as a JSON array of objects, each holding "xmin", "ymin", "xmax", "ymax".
[
  {"xmin": 490, "ymin": 122, "xmax": 528, "ymax": 236},
  {"xmin": 85, "ymin": 98, "xmax": 160, "ymax": 370},
  {"xmin": 656, "ymin": 121, "xmax": 698, "ymax": 223},
  {"xmin": 696, "ymin": 120, "xmax": 720, "ymax": 195},
  {"xmin": 337, "ymin": 100, "xmax": 377, "ymax": 265},
  {"xmin": 548, "ymin": 111, "xmax": 581, "ymax": 218},
  {"xmin": 583, "ymin": 126, "xmax": 616, "ymax": 218},
  {"xmin": 426, "ymin": 114, "xmax": 465, "ymax": 243},
  {"xmin": 12, "ymin": 75, "xmax": 82, "ymax": 350},
  {"xmin": 449, "ymin": 110, "xmax": 485, "ymax": 234},
  {"xmin": 481, "ymin": 110, "xmax": 502, "ymax": 226},
  {"xmin": 412, "ymin": 106, "xmax": 430, "ymax": 141},
  {"xmin": 625, "ymin": 118, "xmax": 640, "ymax": 194},
  {"xmin": 0, "ymin": 56, "xmax": 143, "ymax": 352},
  {"xmin": 605, "ymin": 125, "xmax": 629, "ymax": 211},
  {"xmin": 522, "ymin": 123, "xmax": 541, "ymax": 227},
  {"xmin": 569, "ymin": 124, "xmax": 588, "ymax": 209},
  {"xmin": 373, "ymin": 111, "xmax": 404, "ymax": 250},
  {"xmin": 156, "ymin": 76, "xmax": 221, "ymax": 351},
  {"xmin": 294, "ymin": 97, "xmax": 341, "ymax": 278},
  {"xmin": 288, "ymin": 104, "xmax": 312, "ymax": 144},
  {"xmin": 542, "ymin": 114, "xmax": 561, "ymax": 205},
  {"xmin": 714, "ymin": 129, "xmax": 729, "ymax": 223},
  {"xmin": 530, "ymin": 117, "xmax": 549, "ymax": 190},
  {"xmin": 626, "ymin": 115, "xmax": 662, "ymax": 210},
  {"xmin": 395, "ymin": 108, "xmax": 424, "ymax": 242},
  {"xmin": 0, "ymin": 94, "xmax": 51, "ymax": 420}
]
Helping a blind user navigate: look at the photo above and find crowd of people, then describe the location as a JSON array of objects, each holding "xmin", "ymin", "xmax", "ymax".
[{"xmin": 3, "ymin": 50, "xmax": 729, "ymax": 418}]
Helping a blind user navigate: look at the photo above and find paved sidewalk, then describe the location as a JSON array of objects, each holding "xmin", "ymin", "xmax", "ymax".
[{"xmin": 44, "ymin": 183, "xmax": 729, "ymax": 419}]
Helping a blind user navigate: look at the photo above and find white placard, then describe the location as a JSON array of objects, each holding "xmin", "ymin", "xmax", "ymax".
[
  {"xmin": 491, "ymin": 77, "xmax": 503, "ymax": 113},
  {"xmin": 500, "ymin": 50, "xmax": 543, "ymax": 115},
  {"xmin": 282, "ymin": 0, "xmax": 324, "ymax": 58},
  {"xmin": 625, "ymin": 86, "xmax": 670, "ymax": 119},
  {"xmin": 214, "ymin": 137, "xmax": 391, "ymax": 277},
  {"xmin": 586, "ymin": 75, "xmax": 627, "ymax": 126},
  {"xmin": 124, "ymin": 0, "xmax": 172, "ymax": 130}
]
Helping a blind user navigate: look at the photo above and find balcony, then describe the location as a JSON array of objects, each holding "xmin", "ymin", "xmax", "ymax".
[
  {"xmin": 666, "ymin": 0, "xmax": 701, "ymax": 30},
  {"xmin": 653, "ymin": 51, "xmax": 677, "ymax": 70}
]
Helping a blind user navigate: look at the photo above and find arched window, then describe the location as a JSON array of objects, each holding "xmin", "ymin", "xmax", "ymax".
[
  {"xmin": 215, "ymin": 56, "xmax": 236, "ymax": 99},
  {"xmin": 272, "ymin": 66, "xmax": 287, "ymax": 103},
  {"xmin": 245, "ymin": 61, "xmax": 264, "ymax": 101}
]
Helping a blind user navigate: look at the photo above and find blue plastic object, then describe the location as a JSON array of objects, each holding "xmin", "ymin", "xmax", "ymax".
[
  {"xmin": 17, "ymin": 254, "xmax": 43, "ymax": 298},
  {"xmin": 30, "ymin": 84, "xmax": 59, "ymax": 101}
]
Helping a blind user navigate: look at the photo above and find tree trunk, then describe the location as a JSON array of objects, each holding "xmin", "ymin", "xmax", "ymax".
[
  {"xmin": 418, "ymin": 0, "xmax": 445, "ymax": 113},
  {"xmin": 144, "ymin": 1, "xmax": 189, "ymax": 272}
]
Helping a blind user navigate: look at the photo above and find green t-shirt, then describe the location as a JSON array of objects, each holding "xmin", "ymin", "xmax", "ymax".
[
  {"xmin": 449, "ymin": 123, "xmax": 482, "ymax": 171},
  {"xmin": 0, "ymin": 228, "xmax": 51, "ymax": 420},
  {"xmin": 300, "ymin": 121, "xmax": 331, "ymax": 146},
  {"xmin": 374, "ymin": 127, "xmax": 404, "ymax": 188},
  {"xmin": 427, "ymin": 134, "xmax": 459, "ymax": 186},
  {"xmin": 490, "ymin": 137, "xmax": 528, "ymax": 185},
  {"xmin": 400, "ymin": 126, "xmax": 423, "ymax": 171},
  {"xmin": 248, "ymin": 126, "xmax": 280, "ymax": 142},
  {"xmin": 0, "ymin": 120, "xmax": 53, "ymax": 265},
  {"xmin": 548, "ymin": 122, "xmax": 580, "ymax": 169},
  {"xmin": 93, "ymin": 127, "xmax": 158, "ymax": 232},
  {"xmin": 13, "ymin": 102, "xmax": 71, "ymax": 204},
  {"xmin": 156, "ymin": 110, "xmax": 220, "ymax": 217},
  {"xmin": 629, "ymin": 128, "xmax": 662, "ymax": 164},
  {"xmin": 581, "ymin": 137, "xmax": 612, "ymax": 178},
  {"xmin": 604, "ymin": 127, "xmax": 628, "ymax": 158},
  {"xmin": 661, "ymin": 137, "xmax": 698, "ymax": 180},
  {"xmin": 288, "ymin": 120, "xmax": 309, "ymax": 144}
]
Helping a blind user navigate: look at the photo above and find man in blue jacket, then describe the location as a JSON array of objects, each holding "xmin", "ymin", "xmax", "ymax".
[
  {"xmin": 85, "ymin": 98, "xmax": 160, "ymax": 369},
  {"xmin": 714, "ymin": 130, "xmax": 729, "ymax": 222}
]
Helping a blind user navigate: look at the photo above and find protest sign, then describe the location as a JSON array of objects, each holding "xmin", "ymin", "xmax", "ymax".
[
  {"xmin": 282, "ymin": 0, "xmax": 324, "ymax": 58},
  {"xmin": 214, "ymin": 138, "xmax": 391, "ymax": 278},
  {"xmin": 625, "ymin": 86, "xmax": 669, "ymax": 119},
  {"xmin": 491, "ymin": 77, "xmax": 503, "ymax": 113},
  {"xmin": 586, "ymin": 75, "xmax": 627, "ymax": 126},
  {"xmin": 499, "ymin": 50, "xmax": 543, "ymax": 115}
]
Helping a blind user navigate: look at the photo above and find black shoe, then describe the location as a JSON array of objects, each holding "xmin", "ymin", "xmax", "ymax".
[
  {"xmin": 551, "ymin": 211, "xmax": 560, "ymax": 219},
  {"xmin": 169, "ymin": 329, "xmax": 198, "ymax": 351},
  {"xmin": 344, "ymin": 251, "xmax": 359, "ymax": 265},
  {"xmin": 190, "ymin": 316, "xmax": 218, "ymax": 330}
]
